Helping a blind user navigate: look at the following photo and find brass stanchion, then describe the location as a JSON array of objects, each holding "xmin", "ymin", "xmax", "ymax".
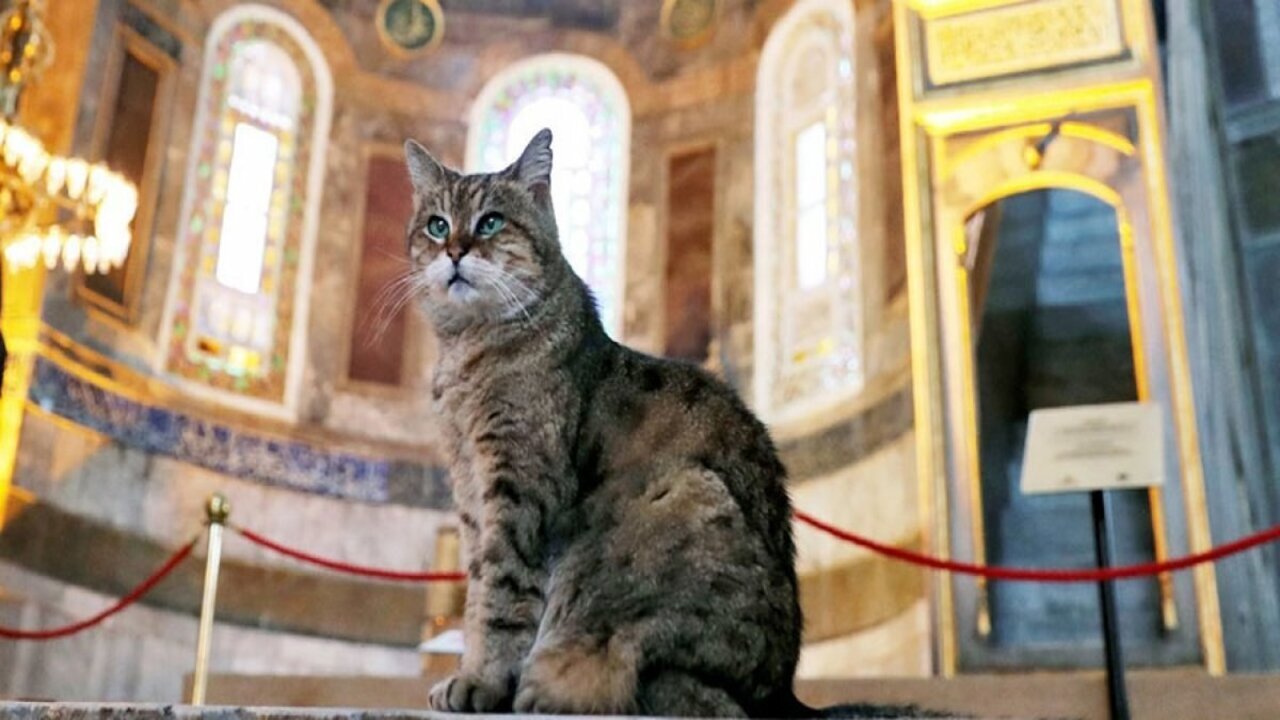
[
  {"xmin": 421, "ymin": 526, "xmax": 464, "ymax": 676},
  {"xmin": 190, "ymin": 493, "xmax": 229, "ymax": 706}
]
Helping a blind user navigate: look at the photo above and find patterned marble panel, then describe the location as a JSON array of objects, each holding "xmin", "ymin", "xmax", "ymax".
[{"xmin": 27, "ymin": 358, "xmax": 401, "ymax": 503}]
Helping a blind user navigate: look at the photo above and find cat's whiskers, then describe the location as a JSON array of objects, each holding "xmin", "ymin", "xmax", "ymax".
[
  {"xmin": 366, "ymin": 275, "xmax": 415, "ymax": 346},
  {"xmin": 369, "ymin": 270, "xmax": 420, "ymax": 314},
  {"xmin": 485, "ymin": 275, "xmax": 532, "ymax": 324},
  {"xmin": 469, "ymin": 263, "xmax": 536, "ymax": 324},
  {"xmin": 368, "ymin": 271, "xmax": 431, "ymax": 346}
]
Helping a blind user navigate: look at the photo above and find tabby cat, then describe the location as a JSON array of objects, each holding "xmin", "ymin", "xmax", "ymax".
[{"xmin": 403, "ymin": 130, "xmax": 942, "ymax": 719}]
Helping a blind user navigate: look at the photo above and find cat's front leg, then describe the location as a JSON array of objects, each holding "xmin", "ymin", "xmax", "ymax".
[
  {"xmin": 428, "ymin": 508, "xmax": 513, "ymax": 713},
  {"xmin": 428, "ymin": 456, "xmax": 552, "ymax": 713}
]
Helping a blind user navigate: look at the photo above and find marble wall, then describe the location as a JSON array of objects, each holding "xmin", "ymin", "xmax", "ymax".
[
  {"xmin": 0, "ymin": 562, "xmax": 420, "ymax": 702},
  {"xmin": 2, "ymin": 0, "xmax": 924, "ymax": 701}
]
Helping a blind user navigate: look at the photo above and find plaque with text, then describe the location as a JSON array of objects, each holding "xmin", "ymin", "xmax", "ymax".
[
  {"xmin": 924, "ymin": 0, "xmax": 1126, "ymax": 86},
  {"xmin": 1020, "ymin": 402, "xmax": 1163, "ymax": 495}
]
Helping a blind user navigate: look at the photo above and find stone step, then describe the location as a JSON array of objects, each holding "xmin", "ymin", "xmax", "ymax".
[
  {"xmin": 1028, "ymin": 303, "xmax": 1131, "ymax": 342},
  {"xmin": 1033, "ymin": 271, "xmax": 1127, "ymax": 307},
  {"xmin": 1038, "ymin": 234, "xmax": 1122, "ymax": 271},
  {"xmin": 1041, "ymin": 214, "xmax": 1120, "ymax": 247},
  {"xmin": 1043, "ymin": 189, "xmax": 1115, "ymax": 217},
  {"xmin": 0, "ymin": 701, "xmax": 972, "ymax": 720},
  {"xmin": 7, "ymin": 670, "xmax": 1280, "ymax": 720}
]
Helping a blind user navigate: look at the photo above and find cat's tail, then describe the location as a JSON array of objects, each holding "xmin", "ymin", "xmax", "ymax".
[{"xmin": 760, "ymin": 690, "xmax": 964, "ymax": 719}]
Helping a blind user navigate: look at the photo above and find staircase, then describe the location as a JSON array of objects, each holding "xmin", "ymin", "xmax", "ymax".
[{"xmin": 977, "ymin": 190, "xmax": 1166, "ymax": 664}]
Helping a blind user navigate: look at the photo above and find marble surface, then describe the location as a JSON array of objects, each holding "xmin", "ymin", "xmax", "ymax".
[
  {"xmin": 791, "ymin": 434, "xmax": 919, "ymax": 574},
  {"xmin": 0, "ymin": 563, "xmax": 420, "ymax": 703},
  {"xmin": 2, "ymin": 705, "xmax": 444, "ymax": 720},
  {"xmin": 0, "ymin": 704, "xmax": 971, "ymax": 720}
]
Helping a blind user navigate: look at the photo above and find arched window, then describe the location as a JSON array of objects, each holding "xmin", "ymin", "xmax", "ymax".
[
  {"xmin": 160, "ymin": 6, "xmax": 331, "ymax": 411},
  {"xmin": 754, "ymin": 0, "xmax": 860, "ymax": 421},
  {"xmin": 467, "ymin": 53, "xmax": 630, "ymax": 335}
]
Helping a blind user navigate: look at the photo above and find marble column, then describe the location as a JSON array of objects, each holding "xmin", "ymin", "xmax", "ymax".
[{"xmin": 1164, "ymin": 0, "xmax": 1280, "ymax": 670}]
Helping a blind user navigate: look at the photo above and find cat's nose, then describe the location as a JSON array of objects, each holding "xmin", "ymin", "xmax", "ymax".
[{"xmin": 446, "ymin": 244, "xmax": 469, "ymax": 264}]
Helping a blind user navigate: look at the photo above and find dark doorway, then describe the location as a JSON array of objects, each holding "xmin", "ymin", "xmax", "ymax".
[{"xmin": 966, "ymin": 189, "xmax": 1165, "ymax": 666}]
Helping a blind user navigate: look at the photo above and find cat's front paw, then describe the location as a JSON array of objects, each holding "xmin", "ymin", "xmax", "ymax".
[
  {"xmin": 428, "ymin": 672, "xmax": 512, "ymax": 713},
  {"xmin": 513, "ymin": 641, "xmax": 635, "ymax": 715}
]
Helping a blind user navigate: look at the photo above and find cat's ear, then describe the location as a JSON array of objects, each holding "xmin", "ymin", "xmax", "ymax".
[
  {"xmin": 509, "ymin": 128, "xmax": 553, "ymax": 195},
  {"xmin": 404, "ymin": 139, "xmax": 448, "ymax": 194}
]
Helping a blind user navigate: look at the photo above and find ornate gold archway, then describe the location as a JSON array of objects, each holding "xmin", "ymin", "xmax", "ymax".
[{"xmin": 891, "ymin": 0, "xmax": 1223, "ymax": 676}]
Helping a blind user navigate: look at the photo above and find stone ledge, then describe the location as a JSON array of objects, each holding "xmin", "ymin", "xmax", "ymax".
[
  {"xmin": 0, "ymin": 704, "xmax": 970, "ymax": 720},
  {"xmin": 180, "ymin": 671, "xmax": 1280, "ymax": 720}
]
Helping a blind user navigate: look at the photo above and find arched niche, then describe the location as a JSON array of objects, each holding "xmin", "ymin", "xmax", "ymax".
[{"xmin": 926, "ymin": 110, "xmax": 1211, "ymax": 671}]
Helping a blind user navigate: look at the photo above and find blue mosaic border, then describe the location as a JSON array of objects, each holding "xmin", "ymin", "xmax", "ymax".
[{"xmin": 28, "ymin": 357, "xmax": 392, "ymax": 503}]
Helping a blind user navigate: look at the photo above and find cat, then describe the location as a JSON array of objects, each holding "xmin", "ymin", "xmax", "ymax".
[{"xmin": 402, "ymin": 130, "xmax": 949, "ymax": 719}]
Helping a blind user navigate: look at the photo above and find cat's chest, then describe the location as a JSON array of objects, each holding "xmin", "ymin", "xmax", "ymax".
[
  {"xmin": 432, "ymin": 344, "xmax": 563, "ymax": 457},
  {"xmin": 431, "ymin": 349, "xmax": 476, "ymax": 412},
  {"xmin": 432, "ymin": 354, "xmax": 507, "ymax": 451}
]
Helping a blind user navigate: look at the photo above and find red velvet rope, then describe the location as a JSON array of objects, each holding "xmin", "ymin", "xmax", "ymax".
[
  {"xmin": 0, "ymin": 537, "xmax": 197, "ymax": 641},
  {"xmin": 5, "ymin": 511, "xmax": 1280, "ymax": 643},
  {"xmin": 793, "ymin": 510, "xmax": 1280, "ymax": 582},
  {"xmin": 239, "ymin": 510, "xmax": 1280, "ymax": 585},
  {"xmin": 231, "ymin": 525, "xmax": 467, "ymax": 583}
]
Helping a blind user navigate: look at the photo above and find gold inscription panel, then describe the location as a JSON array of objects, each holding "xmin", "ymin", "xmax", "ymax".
[{"xmin": 924, "ymin": 0, "xmax": 1125, "ymax": 86}]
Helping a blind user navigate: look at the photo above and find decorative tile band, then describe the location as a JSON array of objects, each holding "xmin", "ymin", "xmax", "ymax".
[
  {"xmin": 25, "ymin": 353, "xmax": 908, "ymax": 504},
  {"xmin": 28, "ymin": 356, "xmax": 395, "ymax": 504}
]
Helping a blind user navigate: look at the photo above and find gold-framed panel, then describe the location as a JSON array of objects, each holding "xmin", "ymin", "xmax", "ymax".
[
  {"xmin": 892, "ymin": 0, "xmax": 955, "ymax": 676},
  {"xmin": 923, "ymin": 0, "xmax": 1126, "ymax": 87},
  {"xmin": 75, "ymin": 24, "xmax": 176, "ymax": 325},
  {"xmin": 892, "ymin": 0, "xmax": 1222, "ymax": 676},
  {"xmin": 928, "ymin": 101, "xmax": 1220, "ymax": 673},
  {"xmin": 1133, "ymin": 81, "xmax": 1220, "ymax": 654},
  {"xmin": 946, "ymin": 166, "xmax": 1176, "ymax": 637},
  {"xmin": 909, "ymin": 0, "xmax": 1025, "ymax": 19}
]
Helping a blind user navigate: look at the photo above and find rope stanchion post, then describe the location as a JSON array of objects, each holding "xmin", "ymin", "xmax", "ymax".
[
  {"xmin": 422, "ymin": 526, "xmax": 464, "ymax": 675},
  {"xmin": 1091, "ymin": 490, "xmax": 1130, "ymax": 720},
  {"xmin": 190, "ymin": 493, "xmax": 229, "ymax": 706}
]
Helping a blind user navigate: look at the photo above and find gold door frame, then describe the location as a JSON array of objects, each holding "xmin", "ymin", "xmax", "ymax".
[
  {"xmin": 950, "ymin": 165, "xmax": 1174, "ymax": 643},
  {"xmin": 891, "ymin": 0, "xmax": 1223, "ymax": 676}
]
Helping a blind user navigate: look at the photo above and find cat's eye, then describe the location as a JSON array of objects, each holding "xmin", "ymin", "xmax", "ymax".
[
  {"xmin": 476, "ymin": 212, "xmax": 506, "ymax": 237},
  {"xmin": 424, "ymin": 216, "xmax": 450, "ymax": 242}
]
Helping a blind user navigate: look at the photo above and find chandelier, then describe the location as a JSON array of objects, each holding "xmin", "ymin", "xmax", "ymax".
[{"xmin": 0, "ymin": 0, "xmax": 138, "ymax": 274}]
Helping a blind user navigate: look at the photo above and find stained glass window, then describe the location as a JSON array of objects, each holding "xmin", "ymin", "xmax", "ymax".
[
  {"xmin": 468, "ymin": 54, "xmax": 630, "ymax": 335},
  {"xmin": 754, "ymin": 0, "xmax": 861, "ymax": 420},
  {"xmin": 794, "ymin": 120, "xmax": 829, "ymax": 289},
  {"xmin": 161, "ymin": 8, "xmax": 331, "ymax": 406}
]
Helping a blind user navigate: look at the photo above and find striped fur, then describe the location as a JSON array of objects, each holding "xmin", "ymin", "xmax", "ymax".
[{"xmin": 404, "ymin": 130, "xmax": 801, "ymax": 718}]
